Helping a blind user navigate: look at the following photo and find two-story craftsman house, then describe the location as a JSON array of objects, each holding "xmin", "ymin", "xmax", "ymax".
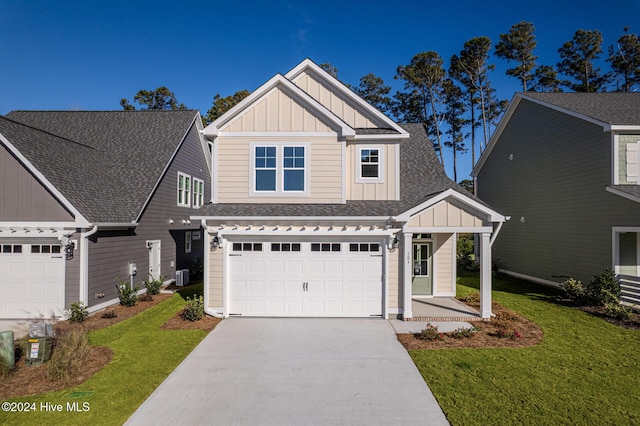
[{"xmin": 195, "ymin": 59, "xmax": 504, "ymax": 320}]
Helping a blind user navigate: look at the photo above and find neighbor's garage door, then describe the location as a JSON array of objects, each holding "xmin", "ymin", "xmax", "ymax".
[
  {"xmin": 0, "ymin": 242, "xmax": 64, "ymax": 319},
  {"xmin": 229, "ymin": 242, "xmax": 383, "ymax": 317}
]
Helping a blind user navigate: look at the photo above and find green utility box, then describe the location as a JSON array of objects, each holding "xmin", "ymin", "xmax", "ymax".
[
  {"xmin": 25, "ymin": 337, "xmax": 52, "ymax": 366},
  {"xmin": 0, "ymin": 330, "xmax": 14, "ymax": 368}
]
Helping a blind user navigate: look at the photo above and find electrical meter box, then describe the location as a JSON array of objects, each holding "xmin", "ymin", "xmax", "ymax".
[{"xmin": 25, "ymin": 337, "xmax": 52, "ymax": 366}]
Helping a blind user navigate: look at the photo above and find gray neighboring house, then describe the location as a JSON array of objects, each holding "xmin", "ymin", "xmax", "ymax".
[
  {"xmin": 0, "ymin": 110, "xmax": 211, "ymax": 320},
  {"xmin": 473, "ymin": 92, "xmax": 640, "ymax": 305}
]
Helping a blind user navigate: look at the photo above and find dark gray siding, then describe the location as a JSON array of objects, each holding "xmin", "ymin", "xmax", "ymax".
[
  {"xmin": 0, "ymin": 144, "xmax": 74, "ymax": 221},
  {"xmin": 64, "ymin": 238, "xmax": 81, "ymax": 307},
  {"xmin": 477, "ymin": 99, "xmax": 640, "ymax": 284},
  {"xmin": 86, "ymin": 123, "xmax": 210, "ymax": 306}
]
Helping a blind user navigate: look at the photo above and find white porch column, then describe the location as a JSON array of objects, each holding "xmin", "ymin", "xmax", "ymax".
[
  {"xmin": 479, "ymin": 232, "xmax": 492, "ymax": 319},
  {"xmin": 402, "ymin": 231, "xmax": 413, "ymax": 320}
]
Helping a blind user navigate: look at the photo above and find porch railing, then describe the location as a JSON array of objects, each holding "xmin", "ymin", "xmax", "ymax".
[{"xmin": 619, "ymin": 275, "xmax": 640, "ymax": 307}]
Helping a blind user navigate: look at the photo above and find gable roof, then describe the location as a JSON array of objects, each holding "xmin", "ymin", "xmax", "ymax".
[
  {"xmin": 473, "ymin": 92, "xmax": 640, "ymax": 176},
  {"xmin": 285, "ymin": 59, "xmax": 409, "ymax": 138},
  {"xmin": 3, "ymin": 110, "xmax": 201, "ymax": 224},
  {"xmin": 194, "ymin": 123, "xmax": 488, "ymax": 220},
  {"xmin": 522, "ymin": 92, "xmax": 640, "ymax": 127},
  {"xmin": 203, "ymin": 58, "xmax": 409, "ymax": 141},
  {"xmin": 204, "ymin": 74, "xmax": 355, "ymax": 138}
]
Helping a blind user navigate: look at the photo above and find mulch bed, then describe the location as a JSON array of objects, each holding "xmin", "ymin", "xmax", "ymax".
[
  {"xmin": 0, "ymin": 290, "xmax": 219, "ymax": 398},
  {"xmin": 576, "ymin": 305, "xmax": 640, "ymax": 330},
  {"xmin": 398, "ymin": 301, "xmax": 545, "ymax": 350}
]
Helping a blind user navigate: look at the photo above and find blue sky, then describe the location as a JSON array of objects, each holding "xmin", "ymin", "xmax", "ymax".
[{"xmin": 1, "ymin": 0, "xmax": 638, "ymax": 180}]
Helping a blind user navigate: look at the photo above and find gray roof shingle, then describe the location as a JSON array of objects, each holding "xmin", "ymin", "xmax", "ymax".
[
  {"xmin": 3, "ymin": 110, "xmax": 198, "ymax": 223},
  {"xmin": 196, "ymin": 123, "xmax": 472, "ymax": 218},
  {"xmin": 522, "ymin": 92, "xmax": 640, "ymax": 125}
]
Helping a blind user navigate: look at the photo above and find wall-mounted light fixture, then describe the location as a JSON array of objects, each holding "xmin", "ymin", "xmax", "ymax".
[
  {"xmin": 169, "ymin": 219, "xmax": 174, "ymax": 225},
  {"xmin": 211, "ymin": 235, "xmax": 221, "ymax": 250}
]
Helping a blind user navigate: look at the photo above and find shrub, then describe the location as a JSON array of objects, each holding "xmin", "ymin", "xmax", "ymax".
[
  {"xmin": 144, "ymin": 275, "xmax": 163, "ymax": 295},
  {"xmin": 450, "ymin": 326, "xmax": 476, "ymax": 339},
  {"xmin": 604, "ymin": 302, "xmax": 633, "ymax": 320},
  {"xmin": 65, "ymin": 301, "xmax": 88, "ymax": 323},
  {"xmin": 494, "ymin": 310, "xmax": 519, "ymax": 322},
  {"xmin": 47, "ymin": 328, "xmax": 91, "ymax": 383},
  {"xmin": 189, "ymin": 258, "xmax": 203, "ymax": 281},
  {"xmin": 181, "ymin": 295, "xmax": 204, "ymax": 321},
  {"xmin": 560, "ymin": 278, "xmax": 586, "ymax": 304},
  {"xmin": 101, "ymin": 310, "xmax": 117, "ymax": 319},
  {"xmin": 115, "ymin": 277, "xmax": 139, "ymax": 307},
  {"xmin": 460, "ymin": 292, "xmax": 480, "ymax": 303},
  {"xmin": 587, "ymin": 269, "xmax": 621, "ymax": 306},
  {"xmin": 417, "ymin": 323, "xmax": 444, "ymax": 341},
  {"xmin": 457, "ymin": 235, "xmax": 474, "ymax": 270}
]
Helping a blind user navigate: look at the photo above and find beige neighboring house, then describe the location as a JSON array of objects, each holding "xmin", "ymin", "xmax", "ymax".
[{"xmin": 194, "ymin": 59, "xmax": 504, "ymax": 320}]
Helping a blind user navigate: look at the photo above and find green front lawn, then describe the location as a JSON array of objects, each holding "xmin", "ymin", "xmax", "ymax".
[
  {"xmin": 0, "ymin": 285, "xmax": 209, "ymax": 426},
  {"xmin": 411, "ymin": 271, "xmax": 640, "ymax": 425}
]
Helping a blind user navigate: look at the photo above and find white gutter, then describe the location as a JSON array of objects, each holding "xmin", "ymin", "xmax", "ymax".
[
  {"xmin": 191, "ymin": 215, "xmax": 395, "ymax": 224},
  {"xmin": 80, "ymin": 225, "xmax": 99, "ymax": 305},
  {"xmin": 201, "ymin": 219, "xmax": 223, "ymax": 319}
]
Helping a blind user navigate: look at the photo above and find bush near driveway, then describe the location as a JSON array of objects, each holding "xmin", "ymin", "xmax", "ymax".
[{"xmin": 410, "ymin": 271, "xmax": 640, "ymax": 426}]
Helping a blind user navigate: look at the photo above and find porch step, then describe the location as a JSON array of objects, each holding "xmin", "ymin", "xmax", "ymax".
[
  {"xmin": 619, "ymin": 275, "xmax": 640, "ymax": 308},
  {"xmin": 408, "ymin": 315, "xmax": 484, "ymax": 322}
]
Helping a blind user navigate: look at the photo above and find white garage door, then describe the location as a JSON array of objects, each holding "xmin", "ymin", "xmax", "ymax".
[
  {"xmin": 0, "ymin": 242, "xmax": 65, "ymax": 319},
  {"xmin": 229, "ymin": 242, "xmax": 383, "ymax": 317}
]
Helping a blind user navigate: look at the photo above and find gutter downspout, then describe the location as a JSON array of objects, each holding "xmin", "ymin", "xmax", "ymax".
[
  {"xmin": 202, "ymin": 219, "xmax": 224, "ymax": 319},
  {"xmin": 80, "ymin": 226, "xmax": 99, "ymax": 306}
]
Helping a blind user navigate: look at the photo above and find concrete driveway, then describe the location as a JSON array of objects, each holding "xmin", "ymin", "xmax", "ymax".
[{"xmin": 126, "ymin": 318, "xmax": 449, "ymax": 426}]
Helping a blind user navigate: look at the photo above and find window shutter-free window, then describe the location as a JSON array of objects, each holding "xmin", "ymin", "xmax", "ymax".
[
  {"xmin": 283, "ymin": 146, "xmax": 305, "ymax": 191},
  {"xmin": 178, "ymin": 172, "xmax": 191, "ymax": 206},
  {"xmin": 255, "ymin": 146, "xmax": 277, "ymax": 191},
  {"xmin": 360, "ymin": 148, "xmax": 379, "ymax": 178},
  {"xmin": 627, "ymin": 142, "xmax": 638, "ymax": 183},
  {"xmin": 193, "ymin": 178, "xmax": 205, "ymax": 208}
]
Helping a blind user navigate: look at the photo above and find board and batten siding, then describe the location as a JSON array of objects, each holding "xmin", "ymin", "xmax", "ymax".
[
  {"xmin": 0, "ymin": 144, "xmax": 74, "ymax": 221},
  {"xmin": 293, "ymin": 72, "xmax": 378, "ymax": 129},
  {"xmin": 477, "ymin": 99, "xmax": 640, "ymax": 285},
  {"xmin": 346, "ymin": 143, "xmax": 398, "ymax": 201},
  {"xmin": 86, "ymin": 123, "xmax": 211, "ymax": 307},
  {"xmin": 407, "ymin": 201, "xmax": 484, "ymax": 228},
  {"xmin": 216, "ymin": 136, "xmax": 343, "ymax": 203},
  {"xmin": 222, "ymin": 87, "xmax": 334, "ymax": 133}
]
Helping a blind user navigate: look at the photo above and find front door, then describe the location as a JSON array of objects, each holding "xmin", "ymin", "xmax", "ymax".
[
  {"xmin": 412, "ymin": 242, "xmax": 432, "ymax": 295},
  {"xmin": 148, "ymin": 240, "xmax": 161, "ymax": 280}
]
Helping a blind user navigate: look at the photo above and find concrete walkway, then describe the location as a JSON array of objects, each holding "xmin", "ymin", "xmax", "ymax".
[{"xmin": 126, "ymin": 318, "xmax": 449, "ymax": 426}]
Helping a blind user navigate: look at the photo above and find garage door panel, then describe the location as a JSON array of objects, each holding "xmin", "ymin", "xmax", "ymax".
[
  {"xmin": 0, "ymin": 243, "xmax": 64, "ymax": 319},
  {"xmin": 229, "ymin": 242, "xmax": 382, "ymax": 317}
]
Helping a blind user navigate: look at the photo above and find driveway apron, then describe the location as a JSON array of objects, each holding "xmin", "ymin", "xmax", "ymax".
[{"xmin": 126, "ymin": 318, "xmax": 449, "ymax": 425}]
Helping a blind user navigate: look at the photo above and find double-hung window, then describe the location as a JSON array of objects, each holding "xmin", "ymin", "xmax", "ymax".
[
  {"xmin": 252, "ymin": 143, "xmax": 308, "ymax": 195},
  {"xmin": 177, "ymin": 172, "xmax": 191, "ymax": 207},
  {"xmin": 193, "ymin": 178, "xmax": 205, "ymax": 208},
  {"xmin": 357, "ymin": 146, "xmax": 384, "ymax": 183},
  {"xmin": 283, "ymin": 147, "xmax": 305, "ymax": 191},
  {"xmin": 255, "ymin": 146, "xmax": 277, "ymax": 191}
]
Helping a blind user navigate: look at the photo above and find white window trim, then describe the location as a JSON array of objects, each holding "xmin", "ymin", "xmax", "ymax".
[
  {"xmin": 185, "ymin": 231, "xmax": 192, "ymax": 254},
  {"xmin": 193, "ymin": 177, "xmax": 205, "ymax": 208},
  {"xmin": 612, "ymin": 227, "xmax": 640, "ymax": 276},
  {"xmin": 356, "ymin": 145, "xmax": 385, "ymax": 183},
  {"xmin": 250, "ymin": 142, "xmax": 310, "ymax": 197},
  {"xmin": 177, "ymin": 172, "xmax": 191, "ymax": 207}
]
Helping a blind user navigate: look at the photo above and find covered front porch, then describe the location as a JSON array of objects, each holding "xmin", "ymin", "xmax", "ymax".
[{"xmin": 395, "ymin": 189, "xmax": 506, "ymax": 320}]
